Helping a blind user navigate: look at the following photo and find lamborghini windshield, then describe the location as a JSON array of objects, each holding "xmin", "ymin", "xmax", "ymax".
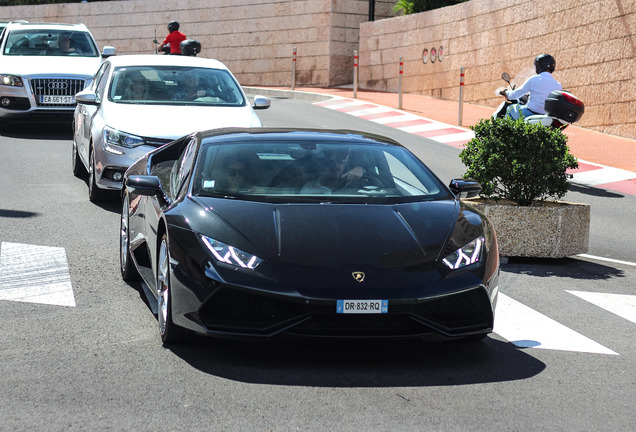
[{"xmin": 192, "ymin": 139, "xmax": 452, "ymax": 204}]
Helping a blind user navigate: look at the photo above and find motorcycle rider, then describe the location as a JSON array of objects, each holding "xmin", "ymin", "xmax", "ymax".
[
  {"xmin": 502, "ymin": 54, "xmax": 562, "ymax": 120},
  {"xmin": 158, "ymin": 21, "xmax": 187, "ymax": 55}
]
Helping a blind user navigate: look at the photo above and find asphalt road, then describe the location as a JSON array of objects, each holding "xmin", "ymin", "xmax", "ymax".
[{"xmin": 0, "ymin": 98, "xmax": 634, "ymax": 431}]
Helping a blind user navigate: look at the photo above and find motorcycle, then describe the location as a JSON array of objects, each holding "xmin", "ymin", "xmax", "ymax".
[{"xmin": 493, "ymin": 71, "xmax": 585, "ymax": 130}]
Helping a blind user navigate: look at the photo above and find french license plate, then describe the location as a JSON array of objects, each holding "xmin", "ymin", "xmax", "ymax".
[
  {"xmin": 40, "ymin": 95, "xmax": 75, "ymax": 104},
  {"xmin": 337, "ymin": 299, "xmax": 388, "ymax": 314}
]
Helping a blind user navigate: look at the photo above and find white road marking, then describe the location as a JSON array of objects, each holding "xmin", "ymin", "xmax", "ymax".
[
  {"xmin": 372, "ymin": 113, "xmax": 424, "ymax": 124},
  {"xmin": 494, "ymin": 293, "xmax": 618, "ymax": 355},
  {"xmin": 0, "ymin": 242, "xmax": 75, "ymax": 307},
  {"xmin": 567, "ymin": 291, "xmax": 636, "ymax": 325},
  {"xmin": 570, "ymin": 166, "xmax": 636, "ymax": 185},
  {"xmin": 577, "ymin": 254, "xmax": 636, "ymax": 267},
  {"xmin": 400, "ymin": 122, "xmax": 452, "ymax": 133},
  {"xmin": 347, "ymin": 106, "xmax": 395, "ymax": 117},
  {"xmin": 430, "ymin": 131, "xmax": 475, "ymax": 143}
]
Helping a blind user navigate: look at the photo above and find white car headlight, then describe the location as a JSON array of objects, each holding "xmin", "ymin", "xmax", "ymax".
[
  {"xmin": 0, "ymin": 74, "xmax": 24, "ymax": 87},
  {"xmin": 103, "ymin": 126, "xmax": 146, "ymax": 154},
  {"xmin": 442, "ymin": 237, "xmax": 484, "ymax": 270},
  {"xmin": 202, "ymin": 236, "xmax": 263, "ymax": 270}
]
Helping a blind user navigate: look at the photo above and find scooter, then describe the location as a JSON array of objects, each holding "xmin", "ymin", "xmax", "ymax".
[{"xmin": 493, "ymin": 72, "xmax": 585, "ymax": 130}]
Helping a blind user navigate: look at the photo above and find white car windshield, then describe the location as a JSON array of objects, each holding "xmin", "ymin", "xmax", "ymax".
[
  {"xmin": 109, "ymin": 66, "xmax": 246, "ymax": 107},
  {"xmin": 4, "ymin": 29, "xmax": 99, "ymax": 57},
  {"xmin": 192, "ymin": 140, "xmax": 450, "ymax": 204}
]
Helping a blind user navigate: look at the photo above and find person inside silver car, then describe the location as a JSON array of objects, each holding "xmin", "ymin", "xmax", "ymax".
[
  {"xmin": 172, "ymin": 71, "xmax": 215, "ymax": 101},
  {"xmin": 122, "ymin": 72, "xmax": 148, "ymax": 101}
]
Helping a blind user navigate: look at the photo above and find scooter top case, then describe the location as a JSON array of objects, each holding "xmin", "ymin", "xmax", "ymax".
[{"xmin": 544, "ymin": 90, "xmax": 585, "ymax": 123}]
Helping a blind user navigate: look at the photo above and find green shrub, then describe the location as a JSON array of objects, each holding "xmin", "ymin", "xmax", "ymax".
[
  {"xmin": 393, "ymin": 0, "xmax": 469, "ymax": 15},
  {"xmin": 459, "ymin": 117, "xmax": 578, "ymax": 206}
]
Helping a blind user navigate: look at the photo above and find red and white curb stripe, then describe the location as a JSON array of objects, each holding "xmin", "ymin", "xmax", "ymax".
[
  {"xmin": 568, "ymin": 161, "xmax": 636, "ymax": 195},
  {"xmin": 315, "ymin": 98, "xmax": 474, "ymax": 147},
  {"xmin": 315, "ymin": 97, "xmax": 636, "ymax": 196}
]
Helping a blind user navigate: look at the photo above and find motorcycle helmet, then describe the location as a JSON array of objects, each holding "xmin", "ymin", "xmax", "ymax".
[
  {"xmin": 180, "ymin": 39, "xmax": 201, "ymax": 57},
  {"xmin": 168, "ymin": 21, "xmax": 180, "ymax": 32},
  {"xmin": 534, "ymin": 53, "xmax": 556, "ymax": 74}
]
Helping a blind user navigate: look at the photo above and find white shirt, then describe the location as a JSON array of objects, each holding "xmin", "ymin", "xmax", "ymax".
[{"xmin": 506, "ymin": 72, "xmax": 562, "ymax": 114}]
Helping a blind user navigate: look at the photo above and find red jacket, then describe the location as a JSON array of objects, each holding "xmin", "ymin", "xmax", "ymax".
[{"xmin": 163, "ymin": 31, "xmax": 187, "ymax": 54}]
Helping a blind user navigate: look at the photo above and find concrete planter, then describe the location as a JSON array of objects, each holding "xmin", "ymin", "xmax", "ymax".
[{"xmin": 462, "ymin": 199, "xmax": 590, "ymax": 258}]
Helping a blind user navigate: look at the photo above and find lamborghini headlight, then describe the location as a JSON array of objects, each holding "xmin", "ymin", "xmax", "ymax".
[
  {"xmin": 442, "ymin": 237, "xmax": 484, "ymax": 270},
  {"xmin": 103, "ymin": 126, "xmax": 146, "ymax": 154},
  {"xmin": 202, "ymin": 236, "xmax": 263, "ymax": 270},
  {"xmin": 0, "ymin": 74, "xmax": 24, "ymax": 87}
]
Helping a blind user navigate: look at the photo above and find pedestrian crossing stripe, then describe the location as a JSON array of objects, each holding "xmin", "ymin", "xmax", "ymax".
[
  {"xmin": 494, "ymin": 293, "xmax": 618, "ymax": 355},
  {"xmin": 567, "ymin": 290, "xmax": 636, "ymax": 324},
  {"xmin": 0, "ymin": 242, "xmax": 75, "ymax": 307}
]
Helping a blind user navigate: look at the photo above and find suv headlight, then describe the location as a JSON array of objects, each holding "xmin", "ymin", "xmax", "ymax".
[
  {"xmin": 103, "ymin": 126, "xmax": 146, "ymax": 154},
  {"xmin": 202, "ymin": 236, "xmax": 263, "ymax": 270},
  {"xmin": 442, "ymin": 237, "xmax": 484, "ymax": 270},
  {"xmin": 0, "ymin": 74, "xmax": 24, "ymax": 87}
]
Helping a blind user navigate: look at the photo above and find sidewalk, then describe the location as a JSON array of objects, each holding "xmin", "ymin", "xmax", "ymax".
[{"xmin": 250, "ymin": 86, "xmax": 636, "ymax": 196}]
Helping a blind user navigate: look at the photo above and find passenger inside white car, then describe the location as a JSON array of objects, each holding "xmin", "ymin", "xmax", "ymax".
[
  {"xmin": 48, "ymin": 32, "xmax": 83, "ymax": 55},
  {"xmin": 4, "ymin": 30, "xmax": 98, "ymax": 56}
]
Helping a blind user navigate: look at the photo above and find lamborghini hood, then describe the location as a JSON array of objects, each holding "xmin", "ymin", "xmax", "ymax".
[{"xmin": 190, "ymin": 199, "xmax": 463, "ymax": 269}]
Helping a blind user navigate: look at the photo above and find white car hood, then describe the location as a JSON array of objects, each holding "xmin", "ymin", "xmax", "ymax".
[
  {"xmin": 3, "ymin": 56, "xmax": 102, "ymax": 78},
  {"xmin": 101, "ymin": 103, "xmax": 262, "ymax": 139}
]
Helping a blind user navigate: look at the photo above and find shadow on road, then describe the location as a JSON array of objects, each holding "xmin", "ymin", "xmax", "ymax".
[
  {"xmin": 162, "ymin": 334, "xmax": 545, "ymax": 387},
  {"xmin": 0, "ymin": 209, "xmax": 39, "ymax": 219},
  {"xmin": 569, "ymin": 184, "xmax": 625, "ymax": 199},
  {"xmin": 503, "ymin": 257, "xmax": 626, "ymax": 280},
  {"xmin": 1, "ymin": 120, "xmax": 73, "ymax": 140}
]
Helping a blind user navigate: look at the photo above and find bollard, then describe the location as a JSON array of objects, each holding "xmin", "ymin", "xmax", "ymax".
[
  {"xmin": 291, "ymin": 46, "xmax": 297, "ymax": 91},
  {"xmin": 458, "ymin": 66, "xmax": 464, "ymax": 126},
  {"xmin": 353, "ymin": 50, "xmax": 358, "ymax": 99},
  {"xmin": 398, "ymin": 56, "xmax": 403, "ymax": 110}
]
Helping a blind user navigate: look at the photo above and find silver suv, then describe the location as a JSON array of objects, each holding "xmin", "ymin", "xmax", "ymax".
[{"xmin": 0, "ymin": 22, "xmax": 115, "ymax": 122}]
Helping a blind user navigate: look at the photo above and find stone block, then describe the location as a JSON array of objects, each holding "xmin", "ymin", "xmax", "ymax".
[{"xmin": 463, "ymin": 199, "xmax": 590, "ymax": 258}]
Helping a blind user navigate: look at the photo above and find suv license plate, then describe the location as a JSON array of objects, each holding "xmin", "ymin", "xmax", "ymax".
[
  {"xmin": 40, "ymin": 95, "xmax": 75, "ymax": 104},
  {"xmin": 337, "ymin": 300, "xmax": 388, "ymax": 314}
]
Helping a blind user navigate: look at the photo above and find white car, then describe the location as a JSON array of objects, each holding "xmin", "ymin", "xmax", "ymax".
[
  {"xmin": 72, "ymin": 54, "xmax": 271, "ymax": 201},
  {"xmin": 0, "ymin": 22, "xmax": 115, "ymax": 123}
]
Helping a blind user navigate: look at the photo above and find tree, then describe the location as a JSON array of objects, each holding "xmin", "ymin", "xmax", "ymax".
[{"xmin": 393, "ymin": 0, "xmax": 469, "ymax": 15}]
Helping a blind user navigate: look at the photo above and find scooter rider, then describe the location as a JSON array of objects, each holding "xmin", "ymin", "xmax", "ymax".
[
  {"xmin": 158, "ymin": 21, "xmax": 187, "ymax": 55},
  {"xmin": 503, "ymin": 54, "xmax": 562, "ymax": 120}
]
